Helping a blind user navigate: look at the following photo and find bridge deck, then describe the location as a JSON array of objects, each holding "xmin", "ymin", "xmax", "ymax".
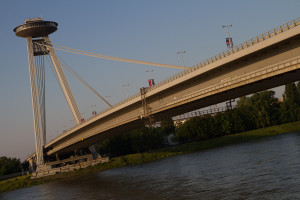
[{"xmin": 45, "ymin": 18, "xmax": 300, "ymax": 157}]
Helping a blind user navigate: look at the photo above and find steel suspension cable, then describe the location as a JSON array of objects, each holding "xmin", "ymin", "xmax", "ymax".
[
  {"xmin": 37, "ymin": 42, "xmax": 113, "ymax": 108},
  {"xmin": 57, "ymin": 56, "xmax": 113, "ymax": 108},
  {"xmin": 35, "ymin": 54, "xmax": 46, "ymax": 145},
  {"xmin": 38, "ymin": 43, "xmax": 65, "ymax": 96},
  {"xmin": 40, "ymin": 42, "xmax": 188, "ymax": 70}
]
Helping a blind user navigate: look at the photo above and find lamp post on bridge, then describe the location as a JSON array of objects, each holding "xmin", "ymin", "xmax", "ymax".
[
  {"xmin": 90, "ymin": 105, "xmax": 97, "ymax": 116},
  {"xmin": 122, "ymin": 84, "xmax": 130, "ymax": 98},
  {"xmin": 146, "ymin": 70, "xmax": 155, "ymax": 87},
  {"xmin": 177, "ymin": 51, "xmax": 186, "ymax": 67},
  {"xmin": 146, "ymin": 70, "xmax": 154, "ymax": 79},
  {"xmin": 222, "ymin": 25, "xmax": 233, "ymax": 49},
  {"xmin": 80, "ymin": 112, "xmax": 85, "ymax": 123}
]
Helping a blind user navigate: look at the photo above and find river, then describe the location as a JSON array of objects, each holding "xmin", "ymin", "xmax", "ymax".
[{"xmin": 1, "ymin": 132, "xmax": 300, "ymax": 200}]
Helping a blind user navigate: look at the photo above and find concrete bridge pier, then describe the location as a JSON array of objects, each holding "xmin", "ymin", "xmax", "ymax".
[
  {"xmin": 27, "ymin": 157, "xmax": 35, "ymax": 173},
  {"xmin": 89, "ymin": 145, "xmax": 101, "ymax": 160}
]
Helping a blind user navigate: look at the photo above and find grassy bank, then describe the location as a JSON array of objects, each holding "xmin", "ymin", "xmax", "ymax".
[{"xmin": 1, "ymin": 121, "xmax": 300, "ymax": 193}]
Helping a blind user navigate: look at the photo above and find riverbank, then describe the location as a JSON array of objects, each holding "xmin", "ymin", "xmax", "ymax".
[{"xmin": 1, "ymin": 121, "xmax": 300, "ymax": 193}]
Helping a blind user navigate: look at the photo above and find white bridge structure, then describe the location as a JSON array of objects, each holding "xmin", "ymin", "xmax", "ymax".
[{"xmin": 14, "ymin": 18, "xmax": 300, "ymax": 172}]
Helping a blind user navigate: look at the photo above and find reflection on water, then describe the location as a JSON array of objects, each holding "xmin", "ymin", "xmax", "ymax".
[{"xmin": 1, "ymin": 132, "xmax": 300, "ymax": 200}]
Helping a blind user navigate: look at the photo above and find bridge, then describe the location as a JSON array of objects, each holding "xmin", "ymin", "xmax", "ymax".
[{"xmin": 15, "ymin": 18, "xmax": 300, "ymax": 171}]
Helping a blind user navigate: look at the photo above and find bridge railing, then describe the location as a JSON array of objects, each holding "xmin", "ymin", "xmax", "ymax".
[
  {"xmin": 173, "ymin": 105, "xmax": 236, "ymax": 122},
  {"xmin": 192, "ymin": 17, "xmax": 300, "ymax": 70},
  {"xmin": 79, "ymin": 17, "xmax": 300, "ymax": 126},
  {"xmin": 142, "ymin": 17, "xmax": 300, "ymax": 93}
]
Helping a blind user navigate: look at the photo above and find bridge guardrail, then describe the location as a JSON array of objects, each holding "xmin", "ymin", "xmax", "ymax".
[
  {"xmin": 192, "ymin": 17, "xmax": 300, "ymax": 69},
  {"xmin": 173, "ymin": 105, "xmax": 236, "ymax": 122}
]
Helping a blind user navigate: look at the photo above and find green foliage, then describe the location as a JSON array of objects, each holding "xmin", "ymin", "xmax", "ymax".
[
  {"xmin": 280, "ymin": 83, "xmax": 300, "ymax": 123},
  {"xmin": 175, "ymin": 84, "xmax": 300, "ymax": 143},
  {"xmin": 236, "ymin": 96, "xmax": 256, "ymax": 129},
  {"xmin": 96, "ymin": 122, "xmax": 175, "ymax": 157},
  {"xmin": 0, "ymin": 156, "xmax": 21, "ymax": 176},
  {"xmin": 160, "ymin": 118, "xmax": 175, "ymax": 136},
  {"xmin": 297, "ymin": 82, "xmax": 300, "ymax": 99},
  {"xmin": 250, "ymin": 90, "xmax": 280, "ymax": 128}
]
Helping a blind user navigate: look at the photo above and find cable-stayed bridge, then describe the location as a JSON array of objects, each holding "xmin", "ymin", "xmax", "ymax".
[{"xmin": 14, "ymin": 18, "xmax": 300, "ymax": 172}]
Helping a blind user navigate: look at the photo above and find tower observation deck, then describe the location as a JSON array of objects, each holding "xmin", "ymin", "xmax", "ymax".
[{"xmin": 14, "ymin": 18, "xmax": 58, "ymax": 38}]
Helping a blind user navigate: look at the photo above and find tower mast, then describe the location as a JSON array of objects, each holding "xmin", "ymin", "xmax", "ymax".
[{"xmin": 14, "ymin": 18, "xmax": 82, "ymax": 168}]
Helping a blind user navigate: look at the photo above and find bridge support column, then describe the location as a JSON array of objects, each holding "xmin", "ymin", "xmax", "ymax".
[
  {"xmin": 26, "ymin": 37, "xmax": 44, "ymax": 167},
  {"xmin": 140, "ymin": 87, "xmax": 154, "ymax": 126},
  {"xmin": 89, "ymin": 145, "xmax": 101, "ymax": 160},
  {"xmin": 43, "ymin": 36, "xmax": 82, "ymax": 124},
  {"xmin": 28, "ymin": 157, "xmax": 35, "ymax": 173}
]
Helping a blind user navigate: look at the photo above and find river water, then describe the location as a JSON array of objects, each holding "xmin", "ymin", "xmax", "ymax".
[{"xmin": 1, "ymin": 132, "xmax": 300, "ymax": 200}]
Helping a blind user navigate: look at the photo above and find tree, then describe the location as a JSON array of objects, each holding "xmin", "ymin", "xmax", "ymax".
[
  {"xmin": 0, "ymin": 156, "xmax": 21, "ymax": 176},
  {"xmin": 280, "ymin": 83, "xmax": 300, "ymax": 122},
  {"xmin": 160, "ymin": 118, "xmax": 175, "ymax": 136},
  {"xmin": 297, "ymin": 82, "xmax": 300, "ymax": 99},
  {"xmin": 226, "ymin": 109, "xmax": 247, "ymax": 133},
  {"xmin": 175, "ymin": 117, "xmax": 200, "ymax": 143},
  {"xmin": 214, "ymin": 112, "xmax": 231, "ymax": 136},
  {"xmin": 250, "ymin": 91, "xmax": 279, "ymax": 128},
  {"xmin": 284, "ymin": 83, "xmax": 300, "ymax": 105},
  {"xmin": 236, "ymin": 96, "xmax": 257, "ymax": 130}
]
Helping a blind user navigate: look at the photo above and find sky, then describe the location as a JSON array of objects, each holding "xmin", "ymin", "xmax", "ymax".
[{"xmin": 0, "ymin": 0, "xmax": 299, "ymax": 161}]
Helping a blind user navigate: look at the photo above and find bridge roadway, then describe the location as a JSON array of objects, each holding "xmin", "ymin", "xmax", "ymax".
[{"xmin": 45, "ymin": 18, "xmax": 300, "ymax": 158}]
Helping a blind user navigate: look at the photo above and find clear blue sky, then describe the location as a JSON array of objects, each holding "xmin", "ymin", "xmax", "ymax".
[{"xmin": 1, "ymin": 0, "xmax": 299, "ymax": 161}]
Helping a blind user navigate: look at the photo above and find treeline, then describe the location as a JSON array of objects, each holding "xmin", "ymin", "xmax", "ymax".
[
  {"xmin": 96, "ymin": 82, "xmax": 300, "ymax": 157},
  {"xmin": 0, "ymin": 156, "xmax": 21, "ymax": 176},
  {"xmin": 96, "ymin": 120, "xmax": 175, "ymax": 157},
  {"xmin": 177, "ymin": 82, "xmax": 300, "ymax": 143}
]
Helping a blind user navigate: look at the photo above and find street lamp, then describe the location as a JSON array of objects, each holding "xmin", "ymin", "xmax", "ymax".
[
  {"xmin": 80, "ymin": 112, "xmax": 85, "ymax": 123},
  {"xmin": 90, "ymin": 105, "xmax": 97, "ymax": 116},
  {"xmin": 146, "ymin": 70, "xmax": 155, "ymax": 87},
  {"xmin": 222, "ymin": 25, "xmax": 233, "ymax": 49},
  {"xmin": 177, "ymin": 51, "xmax": 186, "ymax": 67},
  {"xmin": 146, "ymin": 70, "xmax": 154, "ymax": 79},
  {"xmin": 122, "ymin": 84, "xmax": 129, "ymax": 98}
]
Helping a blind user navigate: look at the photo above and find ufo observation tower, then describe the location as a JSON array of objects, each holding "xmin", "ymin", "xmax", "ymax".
[{"xmin": 14, "ymin": 18, "xmax": 82, "ymax": 168}]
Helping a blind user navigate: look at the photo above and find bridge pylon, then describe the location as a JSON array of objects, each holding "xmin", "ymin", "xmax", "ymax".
[
  {"xmin": 14, "ymin": 18, "xmax": 83, "ymax": 171},
  {"xmin": 140, "ymin": 87, "xmax": 155, "ymax": 126}
]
